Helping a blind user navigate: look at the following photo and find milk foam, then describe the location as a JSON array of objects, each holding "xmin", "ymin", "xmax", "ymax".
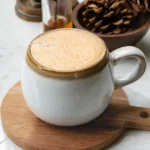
[{"xmin": 30, "ymin": 29, "xmax": 106, "ymax": 72}]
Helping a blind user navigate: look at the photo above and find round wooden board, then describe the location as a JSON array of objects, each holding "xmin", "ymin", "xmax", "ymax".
[{"xmin": 1, "ymin": 82, "xmax": 148, "ymax": 150}]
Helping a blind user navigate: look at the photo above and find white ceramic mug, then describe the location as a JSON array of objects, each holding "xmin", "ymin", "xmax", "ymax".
[{"xmin": 21, "ymin": 29, "xmax": 146, "ymax": 126}]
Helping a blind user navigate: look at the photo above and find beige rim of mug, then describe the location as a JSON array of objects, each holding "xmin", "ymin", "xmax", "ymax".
[{"xmin": 26, "ymin": 28, "xmax": 109, "ymax": 80}]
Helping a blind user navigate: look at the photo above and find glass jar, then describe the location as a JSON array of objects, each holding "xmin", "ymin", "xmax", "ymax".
[{"xmin": 42, "ymin": 0, "xmax": 73, "ymax": 32}]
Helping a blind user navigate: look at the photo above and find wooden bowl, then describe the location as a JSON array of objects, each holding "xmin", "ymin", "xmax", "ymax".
[
  {"xmin": 72, "ymin": 3, "xmax": 150, "ymax": 51},
  {"xmin": 73, "ymin": 0, "xmax": 78, "ymax": 8}
]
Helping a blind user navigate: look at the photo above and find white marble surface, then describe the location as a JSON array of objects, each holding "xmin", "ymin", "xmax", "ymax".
[{"xmin": 0, "ymin": 0, "xmax": 150, "ymax": 149}]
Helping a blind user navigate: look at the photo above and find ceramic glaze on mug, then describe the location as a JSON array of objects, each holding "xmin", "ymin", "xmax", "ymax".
[{"xmin": 21, "ymin": 28, "xmax": 146, "ymax": 126}]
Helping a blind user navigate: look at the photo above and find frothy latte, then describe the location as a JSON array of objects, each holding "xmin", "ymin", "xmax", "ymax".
[{"xmin": 30, "ymin": 29, "xmax": 106, "ymax": 72}]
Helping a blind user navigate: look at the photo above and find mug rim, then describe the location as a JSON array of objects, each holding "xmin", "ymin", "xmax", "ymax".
[{"xmin": 26, "ymin": 28, "xmax": 109, "ymax": 79}]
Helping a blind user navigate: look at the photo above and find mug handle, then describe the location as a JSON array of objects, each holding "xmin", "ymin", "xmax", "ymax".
[{"xmin": 110, "ymin": 46, "xmax": 147, "ymax": 89}]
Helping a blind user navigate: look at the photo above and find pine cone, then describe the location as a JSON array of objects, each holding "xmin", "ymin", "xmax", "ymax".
[
  {"xmin": 80, "ymin": 0, "xmax": 133, "ymax": 34},
  {"xmin": 127, "ymin": 0, "xmax": 150, "ymax": 17}
]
